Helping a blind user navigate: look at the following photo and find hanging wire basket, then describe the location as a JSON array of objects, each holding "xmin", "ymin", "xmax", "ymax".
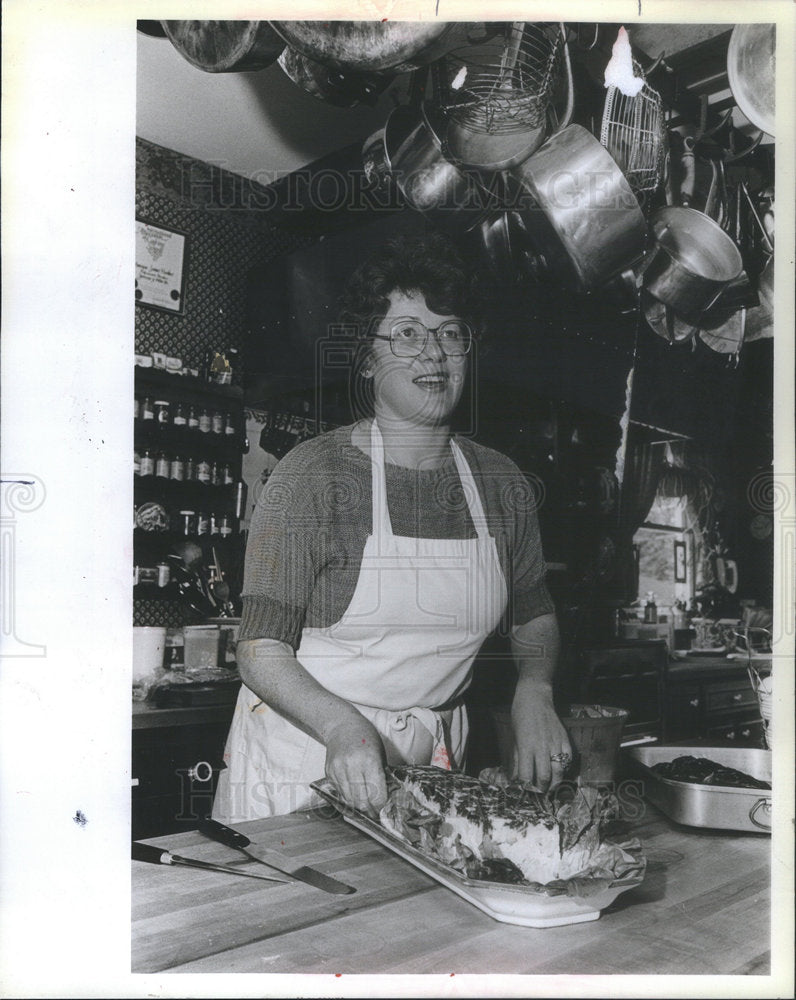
[
  {"xmin": 433, "ymin": 22, "xmax": 565, "ymax": 135},
  {"xmin": 600, "ymin": 59, "xmax": 667, "ymax": 194}
]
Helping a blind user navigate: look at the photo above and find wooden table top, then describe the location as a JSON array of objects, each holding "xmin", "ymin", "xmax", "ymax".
[{"xmin": 132, "ymin": 800, "xmax": 771, "ymax": 976}]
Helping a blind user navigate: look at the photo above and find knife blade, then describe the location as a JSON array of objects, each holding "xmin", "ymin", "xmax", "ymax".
[
  {"xmin": 197, "ymin": 817, "xmax": 356, "ymax": 895},
  {"xmin": 131, "ymin": 841, "xmax": 289, "ymax": 883}
]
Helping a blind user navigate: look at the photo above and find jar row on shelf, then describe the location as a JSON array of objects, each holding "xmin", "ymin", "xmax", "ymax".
[
  {"xmin": 134, "ymin": 501, "xmax": 238, "ymax": 537},
  {"xmin": 135, "ymin": 450, "xmax": 236, "ymax": 485},
  {"xmin": 136, "ymin": 397, "xmax": 237, "ymax": 435}
]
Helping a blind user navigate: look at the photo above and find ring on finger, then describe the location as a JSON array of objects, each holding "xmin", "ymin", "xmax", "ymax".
[{"xmin": 549, "ymin": 751, "xmax": 572, "ymax": 766}]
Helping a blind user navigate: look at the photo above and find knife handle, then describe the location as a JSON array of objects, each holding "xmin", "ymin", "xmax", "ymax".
[
  {"xmin": 132, "ymin": 842, "xmax": 170, "ymax": 865},
  {"xmin": 197, "ymin": 816, "xmax": 252, "ymax": 851}
]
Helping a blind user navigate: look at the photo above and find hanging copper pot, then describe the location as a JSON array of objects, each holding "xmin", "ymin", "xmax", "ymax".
[
  {"xmin": 270, "ymin": 21, "xmax": 465, "ymax": 74},
  {"xmin": 161, "ymin": 21, "xmax": 285, "ymax": 72}
]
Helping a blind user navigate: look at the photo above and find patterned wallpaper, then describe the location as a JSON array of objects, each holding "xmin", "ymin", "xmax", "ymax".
[
  {"xmin": 134, "ymin": 138, "xmax": 314, "ymax": 627},
  {"xmin": 135, "ymin": 137, "xmax": 314, "ymax": 368}
]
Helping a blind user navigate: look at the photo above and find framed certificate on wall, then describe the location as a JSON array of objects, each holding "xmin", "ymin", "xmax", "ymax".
[{"xmin": 135, "ymin": 219, "xmax": 187, "ymax": 314}]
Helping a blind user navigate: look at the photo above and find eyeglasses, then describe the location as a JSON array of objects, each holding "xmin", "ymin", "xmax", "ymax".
[{"xmin": 371, "ymin": 317, "xmax": 473, "ymax": 358}]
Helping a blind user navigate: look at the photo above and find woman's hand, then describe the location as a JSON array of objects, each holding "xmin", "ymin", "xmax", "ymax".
[
  {"xmin": 510, "ymin": 681, "xmax": 572, "ymax": 793},
  {"xmin": 325, "ymin": 717, "xmax": 388, "ymax": 818}
]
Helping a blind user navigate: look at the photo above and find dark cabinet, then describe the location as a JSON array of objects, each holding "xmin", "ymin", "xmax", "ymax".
[
  {"xmin": 666, "ymin": 660, "xmax": 765, "ymax": 745},
  {"xmin": 132, "ymin": 708, "xmax": 235, "ymax": 839}
]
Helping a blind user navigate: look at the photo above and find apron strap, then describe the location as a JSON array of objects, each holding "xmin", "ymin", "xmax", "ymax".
[{"xmin": 369, "ymin": 421, "xmax": 490, "ymax": 541}]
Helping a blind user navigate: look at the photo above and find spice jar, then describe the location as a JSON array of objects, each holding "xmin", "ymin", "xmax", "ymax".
[
  {"xmin": 196, "ymin": 458, "xmax": 211, "ymax": 484},
  {"xmin": 157, "ymin": 562, "xmax": 171, "ymax": 588},
  {"xmin": 198, "ymin": 408, "xmax": 211, "ymax": 433},
  {"xmin": 154, "ymin": 400, "xmax": 171, "ymax": 425},
  {"xmin": 187, "ymin": 406, "xmax": 199, "ymax": 430},
  {"xmin": 155, "ymin": 451, "xmax": 170, "ymax": 478},
  {"xmin": 140, "ymin": 397, "xmax": 155, "ymax": 422},
  {"xmin": 170, "ymin": 455, "xmax": 185, "ymax": 481},
  {"xmin": 172, "ymin": 403, "xmax": 187, "ymax": 427},
  {"xmin": 209, "ymin": 461, "xmax": 221, "ymax": 487},
  {"xmin": 184, "ymin": 455, "xmax": 196, "ymax": 482},
  {"xmin": 139, "ymin": 448, "xmax": 155, "ymax": 477},
  {"xmin": 211, "ymin": 410, "xmax": 224, "ymax": 435},
  {"xmin": 221, "ymin": 463, "xmax": 234, "ymax": 485},
  {"xmin": 224, "ymin": 412, "xmax": 235, "ymax": 436},
  {"xmin": 177, "ymin": 510, "xmax": 196, "ymax": 536}
]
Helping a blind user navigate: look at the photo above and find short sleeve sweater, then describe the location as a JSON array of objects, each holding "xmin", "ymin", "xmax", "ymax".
[{"xmin": 239, "ymin": 424, "xmax": 554, "ymax": 647}]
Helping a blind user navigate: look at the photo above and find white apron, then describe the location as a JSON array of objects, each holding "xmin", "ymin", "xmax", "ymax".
[{"xmin": 213, "ymin": 421, "xmax": 508, "ymax": 820}]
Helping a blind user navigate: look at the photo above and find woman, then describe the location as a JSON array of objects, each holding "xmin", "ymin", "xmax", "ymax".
[{"xmin": 213, "ymin": 233, "xmax": 571, "ymax": 822}]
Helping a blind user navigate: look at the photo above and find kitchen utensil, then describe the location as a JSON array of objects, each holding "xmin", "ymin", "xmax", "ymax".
[
  {"xmin": 162, "ymin": 20, "xmax": 285, "ymax": 72},
  {"xmin": 727, "ymin": 23, "xmax": 776, "ymax": 138},
  {"xmin": 509, "ymin": 124, "xmax": 647, "ymax": 290},
  {"xmin": 270, "ymin": 20, "xmax": 463, "ymax": 74},
  {"xmin": 277, "ymin": 46, "xmax": 391, "ymax": 107},
  {"xmin": 311, "ymin": 780, "xmax": 645, "ymax": 927},
  {"xmin": 384, "ymin": 103, "xmax": 495, "ymax": 230},
  {"xmin": 600, "ymin": 58, "xmax": 666, "ymax": 195},
  {"xmin": 197, "ymin": 817, "xmax": 356, "ymax": 894},
  {"xmin": 642, "ymin": 206, "xmax": 743, "ymax": 319},
  {"xmin": 132, "ymin": 841, "xmax": 289, "ymax": 882},
  {"xmin": 433, "ymin": 22, "xmax": 573, "ymax": 171},
  {"xmin": 623, "ymin": 745, "xmax": 771, "ymax": 833}
]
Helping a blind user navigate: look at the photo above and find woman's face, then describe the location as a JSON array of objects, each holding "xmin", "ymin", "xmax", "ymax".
[{"xmin": 367, "ymin": 290, "xmax": 469, "ymax": 429}]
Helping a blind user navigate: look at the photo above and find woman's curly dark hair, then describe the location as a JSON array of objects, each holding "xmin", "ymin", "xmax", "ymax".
[
  {"xmin": 338, "ymin": 231, "xmax": 481, "ymax": 345},
  {"xmin": 339, "ymin": 232, "xmax": 483, "ymax": 419}
]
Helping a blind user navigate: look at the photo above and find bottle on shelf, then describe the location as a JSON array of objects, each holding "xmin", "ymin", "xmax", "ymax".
[
  {"xmin": 187, "ymin": 406, "xmax": 199, "ymax": 431},
  {"xmin": 139, "ymin": 448, "xmax": 155, "ymax": 477},
  {"xmin": 170, "ymin": 455, "xmax": 185, "ymax": 482},
  {"xmin": 155, "ymin": 451, "xmax": 170, "ymax": 479},
  {"xmin": 140, "ymin": 397, "xmax": 155, "ymax": 422},
  {"xmin": 198, "ymin": 408, "xmax": 211, "ymax": 434},
  {"xmin": 154, "ymin": 400, "xmax": 171, "ymax": 425},
  {"xmin": 644, "ymin": 592, "xmax": 658, "ymax": 624},
  {"xmin": 173, "ymin": 403, "xmax": 187, "ymax": 427},
  {"xmin": 211, "ymin": 410, "xmax": 224, "ymax": 435}
]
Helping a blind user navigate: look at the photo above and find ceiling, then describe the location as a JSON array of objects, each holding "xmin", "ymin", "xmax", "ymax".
[{"xmin": 136, "ymin": 21, "xmax": 750, "ymax": 183}]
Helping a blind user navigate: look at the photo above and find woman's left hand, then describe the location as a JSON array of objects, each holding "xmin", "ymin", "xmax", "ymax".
[{"xmin": 510, "ymin": 682, "xmax": 572, "ymax": 792}]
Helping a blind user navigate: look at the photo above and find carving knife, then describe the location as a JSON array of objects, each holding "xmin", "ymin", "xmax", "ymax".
[
  {"xmin": 131, "ymin": 841, "xmax": 289, "ymax": 882},
  {"xmin": 197, "ymin": 817, "xmax": 356, "ymax": 895}
]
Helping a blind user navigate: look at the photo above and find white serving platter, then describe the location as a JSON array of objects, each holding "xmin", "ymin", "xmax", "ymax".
[{"xmin": 311, "ymin": 781, "xmax": 643, "ymax": 928}]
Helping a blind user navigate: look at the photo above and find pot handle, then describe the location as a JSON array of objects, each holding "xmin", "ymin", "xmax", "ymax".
[
  {"xmin": 749, "ymin": 797, "xmax": 772, "ymax": 831},
  {"xmin": 557, "ymin": 24, "xmax": 575, "ymax": 131}
]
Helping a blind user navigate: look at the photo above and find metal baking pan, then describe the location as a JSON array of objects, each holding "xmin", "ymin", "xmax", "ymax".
[{"xmin": 623, "ymin": 745, "xmax": 771, "ymax": 833}]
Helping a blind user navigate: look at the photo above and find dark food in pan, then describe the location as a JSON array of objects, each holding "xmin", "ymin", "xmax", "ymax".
[{"xmin": 650, "ymin": 755, "xmax": 771, "ymax": 790}]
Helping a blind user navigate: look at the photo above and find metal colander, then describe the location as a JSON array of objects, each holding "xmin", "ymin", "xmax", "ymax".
[
  {"xmin": 433, "ymin": 22, "xmax": 565, "ymax": 135},
  {"xmin": 600, "ymin": 60, "xmax": 667, "ymax": 194}
]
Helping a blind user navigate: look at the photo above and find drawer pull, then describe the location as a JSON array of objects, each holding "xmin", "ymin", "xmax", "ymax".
[
  {"xmin": 725, "ymin": 731, "xmax": 736, "ymax": 740},
  {"xmin": 689, "ymin": 698, "xmax": 699, "ymax": 708},
  {"xmin": 733, "ymin": 692, "xmax": 743, "ymax": 702},
  {"xmin": 132, "ymin": 777, "xmax": 140, "ymax": 788},
  {"xmin": 188, "ymin": 761, "xmax": 213, "ymax": 783}
]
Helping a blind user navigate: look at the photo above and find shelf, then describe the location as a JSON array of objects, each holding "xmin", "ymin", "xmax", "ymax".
[
  {"xmin": 134, "ymin": 478, "xmax": 238, "ymax": 507},
  {"xmin": 135, "ymin": 420, "xmax": 244, "ymax": 458},
  {"xmin": 135, "ymin": 366, "xmax": 244, "ymax": 402}
]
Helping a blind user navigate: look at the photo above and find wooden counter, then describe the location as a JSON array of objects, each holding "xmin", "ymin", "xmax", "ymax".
[{"xmin": 132, "ymin": 802, "xmax": 770, "ymax": 975}]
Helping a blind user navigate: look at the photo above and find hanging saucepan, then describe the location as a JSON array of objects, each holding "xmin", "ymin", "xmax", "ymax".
[
  {"xmin": 277, "ymin": 46, "xmax": 393, "ymax": 107},
  {"xmin": 508, "ymin": 124, "xmax": 647, "ymax": 290},
  {"xmin": 727, "ymin": 23, "xmax": 776, "ymax": 138},
  {"xmin": 161, "ymin": 21, "xmax": 285, "ymax": 72},
  {"xmin": 642, "ymin": 207, "xmax": 743, "ymax": 320},
  {"xmin": 270, "ymin": 20, "xmax": 465, "ymax": 74},
  {"xmin": 697, "ymin": 307, "xmax": 746, "ymax": 359},
  {"xmin": 384, "ymin": 104, "xmax": 497, "ymax": 232}
]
